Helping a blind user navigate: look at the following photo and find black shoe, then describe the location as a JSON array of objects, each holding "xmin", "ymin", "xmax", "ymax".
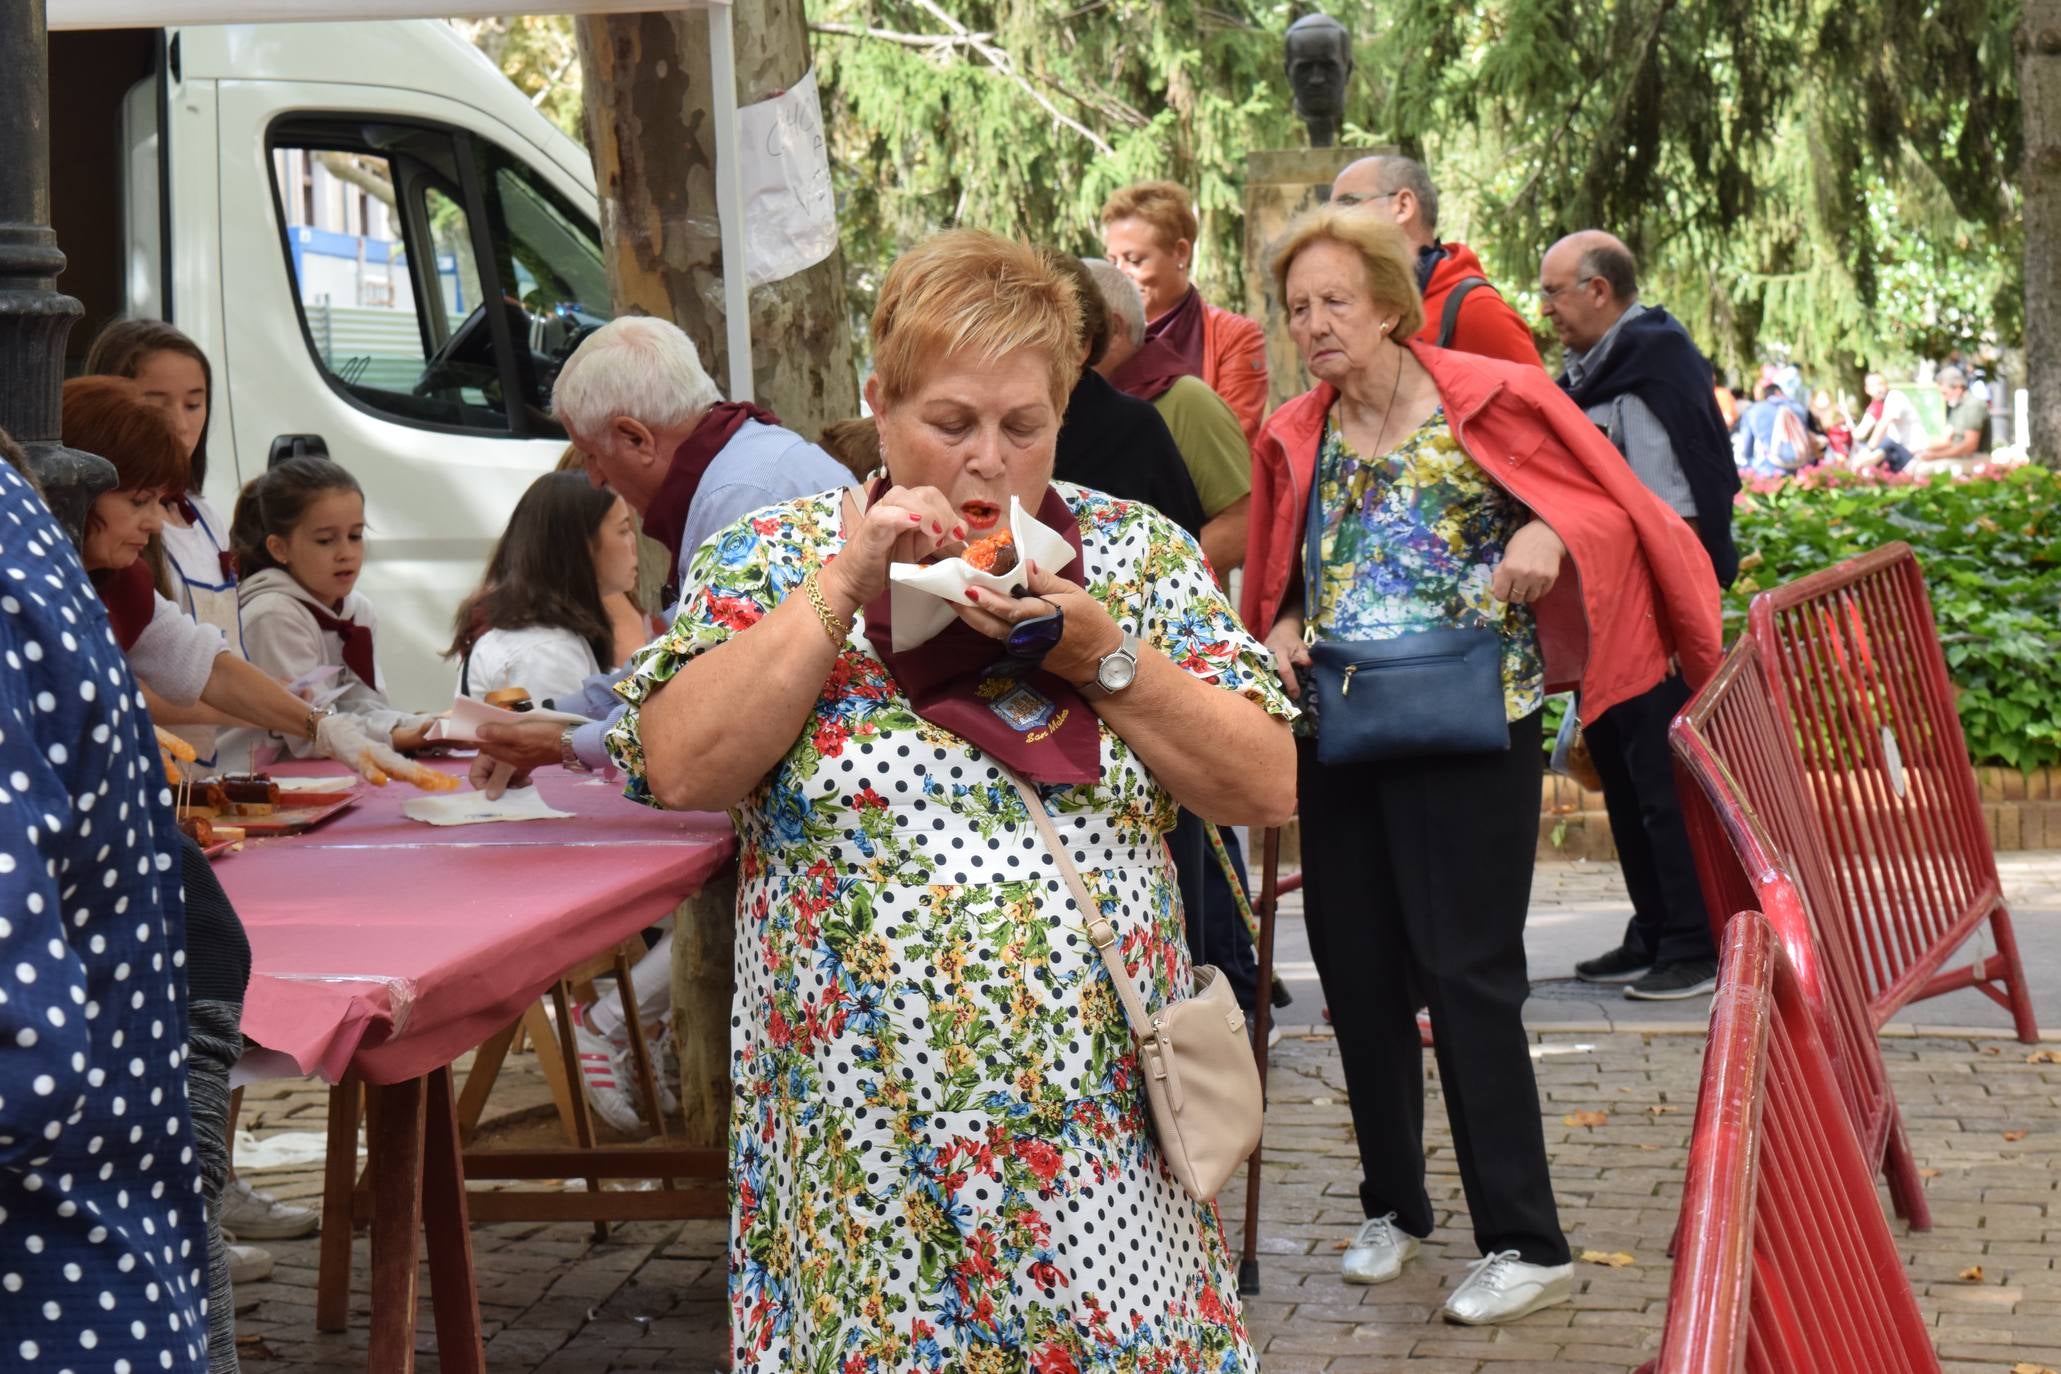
[
  {"xmin": 1575, "ymin": 943, "xmax": 1653, "ymax": 984},
  {"xmin": 1624, "ymin": 959, "xmax": 1719, "ymax": 1001}
]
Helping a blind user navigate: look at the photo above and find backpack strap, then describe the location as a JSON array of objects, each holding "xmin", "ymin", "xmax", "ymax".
[{"xmin": 1435, "ymin": 276, "xmax": 1490, "ymax": 349}]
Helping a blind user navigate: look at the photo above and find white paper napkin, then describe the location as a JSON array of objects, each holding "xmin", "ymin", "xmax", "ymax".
[
  {"xmin": 426, "ymin": 692, "xmax": 591, "ymax": 746},
  {"xmin": 400, "ymin": 786, "xmax": 575, "ymax": 827},
  {"xmin": 274, "ymin": 776, "xmax": 359, "ymax": 795},
  {"xmin": 884, "ymin": 494, "xmax": 1073, "ymax": 652}
]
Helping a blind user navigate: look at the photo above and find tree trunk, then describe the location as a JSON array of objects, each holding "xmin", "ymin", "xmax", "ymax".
[
  {"xmin": 667, "ymin": 869, "xmax": 736, "ymax": 1149},
  {"xmin": 2026, "ymin": 3, "xmax": 2061, "ymax": 466},
  {"xmin": 578, "ymin": 4, "xmax": 854, "ymax": 1150},
  {"xmin": 576, "ymin": 5, "xmax": 859, "ymax": 433}
]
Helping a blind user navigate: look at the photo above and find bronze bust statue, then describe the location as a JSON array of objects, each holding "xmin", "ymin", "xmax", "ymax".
[{"xmin": 1285, "ymin": 13, "xmax": 1354, "ymax": 148}]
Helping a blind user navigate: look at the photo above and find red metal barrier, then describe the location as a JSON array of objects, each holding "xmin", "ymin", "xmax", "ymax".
[
  {"xmin": 1671, "ymin": 640, "xmax": 1930, "ymax": 1228},
  {"xmin": 1641, "ymin": 913, "xmax": 1940, "ymax": 1374},
  {"xmin": 1749, "ymin": 542, "xmax": 2038, "ymax": 1041}
]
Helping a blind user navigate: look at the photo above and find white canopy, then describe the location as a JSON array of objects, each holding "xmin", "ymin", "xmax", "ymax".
[{"xmin": 45, "ymin": 0, "xmax": 756, "ymax": 403}]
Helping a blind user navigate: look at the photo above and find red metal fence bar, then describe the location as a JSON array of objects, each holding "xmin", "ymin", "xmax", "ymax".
[
  {"xmin": 1643, "ymin": 912, "xmax": 1940, "ymax": 1374},
  {"xmin": 1749, "ymin": 542, "xmax": 2037, "ymax": 1041},
  {"xmin": 1671, "ymin": 639, "xmax": 1929, "ymax": 1228}
]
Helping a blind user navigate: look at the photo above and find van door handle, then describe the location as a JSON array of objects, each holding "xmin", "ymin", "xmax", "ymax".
[{"xmin": 268, "ymin": 434, "xmax": 330, "ymax": 468}]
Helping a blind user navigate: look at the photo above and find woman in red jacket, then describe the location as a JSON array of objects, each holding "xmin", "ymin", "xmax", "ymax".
[
  {"xmin": 1100, "ymin": 179, "xmax": 1269, "ymax": 448},
  {"xmin": 1244, "ymin": 205, "xmax": 1722, "ymax": 1326}
]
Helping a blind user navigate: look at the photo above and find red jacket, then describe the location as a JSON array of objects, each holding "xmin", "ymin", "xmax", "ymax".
[
  {"xmin": 1200, "ymin": 302, "xmax": 1269, "ymax": 449},
  {"xmin": 1419, "ymin": 243, "xmax": 1542, "ymax": 367},
  {"xmin": 1242, "ymin": 340, "xmax": 1724, "ymax": 722}
]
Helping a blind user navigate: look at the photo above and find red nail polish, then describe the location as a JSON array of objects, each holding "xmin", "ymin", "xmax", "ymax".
[
  {"xmin": 966, "ymin": 588, "xmax": 979, "ymax": 601},
  {"xmin": 953, "ymin": 526, "xmax": 965, "ymax": 539},
  {"xmin": 932, "ymin": 521, "xmax": 943, "ymax": 534},
  {"xmin": 908, "ymin": 513, "xmax": 924, "ymax": 523}
]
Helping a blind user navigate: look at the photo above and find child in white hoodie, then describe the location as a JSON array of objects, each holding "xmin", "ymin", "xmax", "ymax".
[{"xmin": 229, "ymin": 457, "xmax": 434, "ymax": 764}]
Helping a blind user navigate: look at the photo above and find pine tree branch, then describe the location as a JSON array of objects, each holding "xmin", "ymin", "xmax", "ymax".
[
  {"xmin": 902, "ymin": 0, "xmax": 1115, "ymax": 155},
  {"xmin": 810, "ymin": 21, "xmax": 993, "ymax": 52}
]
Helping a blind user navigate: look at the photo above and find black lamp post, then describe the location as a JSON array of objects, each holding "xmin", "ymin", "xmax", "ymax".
[{"xmin": 0, "ymin": 0, "xmax": 115, "ymax": 539}]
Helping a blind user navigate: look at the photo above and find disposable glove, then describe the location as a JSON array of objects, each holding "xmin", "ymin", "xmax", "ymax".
[{"xmin": 315, "ymin": 712, "xmax": 459, "ymax": 791}]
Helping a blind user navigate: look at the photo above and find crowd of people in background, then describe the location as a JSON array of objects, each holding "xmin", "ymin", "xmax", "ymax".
[
  {"xmin": 1726, "ymin": 354, "xmax": 2009, "ymax": 478},
  {"xmin": 0, "ymin": 141, "xmax": 2020, "ymax": 1374}
]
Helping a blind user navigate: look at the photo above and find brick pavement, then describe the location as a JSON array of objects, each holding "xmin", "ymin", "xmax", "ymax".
[
  {"xmin": 225, "ymin": 1026, "xmax": 2061, "ymax": 1373},
  {"xmin": 228, "ymin": 851, "xmax": 2061, "ymax": 1372}
]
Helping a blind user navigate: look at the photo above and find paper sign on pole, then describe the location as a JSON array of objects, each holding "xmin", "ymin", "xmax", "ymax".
[{"xmin": 736, "ymin": 66, "xmax": 837, "ymax": 287}]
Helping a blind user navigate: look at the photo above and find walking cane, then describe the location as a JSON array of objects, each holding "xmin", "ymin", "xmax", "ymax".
[{"xmin": 1238, "ymin": 826, "xmax": 1281, "ymax": 1296}]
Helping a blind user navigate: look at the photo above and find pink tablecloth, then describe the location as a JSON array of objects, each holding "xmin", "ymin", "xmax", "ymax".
[{"xmin": 215, "ymin": 761, "xmax": 734, "ymax": 1084}]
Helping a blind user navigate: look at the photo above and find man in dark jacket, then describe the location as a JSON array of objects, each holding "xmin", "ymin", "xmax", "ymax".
[
  {"xmin": 1541, "ymin": 230, "xmax": 1737, "ymax": 1002},
  {"xmin": 1045, "ymin": 253, "xmax": 1208, "ymax": 538},
  {"xmin": 1332, "ymin": 155, "xmax": 1541, "ymax": 367}
]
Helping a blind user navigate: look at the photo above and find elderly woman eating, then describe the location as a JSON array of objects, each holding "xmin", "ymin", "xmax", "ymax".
[
  {"xmin": 1243, "ymin": 207, "xmax": 1723, "ymax": 1324},
  {"xmin": 608, "ymin": 230, "xmax": 1294, "ymax": 1371}
]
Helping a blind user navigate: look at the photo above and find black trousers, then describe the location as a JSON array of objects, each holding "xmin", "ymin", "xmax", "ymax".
[
  {"xmin": 1583, "ymin": 676, "xmax": 1716, "ymax": 966},
  {"xmin": 1170, "ymin": 810, "xmax": 1259, "ymax": 1014},
  {"xmin": 1298, "ymin": 716, "xmax": 1569, "ymax": 1266}
]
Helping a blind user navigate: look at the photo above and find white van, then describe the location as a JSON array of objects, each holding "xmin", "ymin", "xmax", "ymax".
[{"xmin": 49, "ymin": 20, "xmax": 612, "ymax": 708}]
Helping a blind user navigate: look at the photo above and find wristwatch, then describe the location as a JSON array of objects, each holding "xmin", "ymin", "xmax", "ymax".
[
  {"xmin": 302, "ymin": 704, "xmax": 336, "ymax": 745},
  {"xmin": 1083, "ymin": 630, "xmax": 1140, "ymax": 698},
  {"xmin": 558, "ymin": 723, "xmax": 591, "ymax": 774}
]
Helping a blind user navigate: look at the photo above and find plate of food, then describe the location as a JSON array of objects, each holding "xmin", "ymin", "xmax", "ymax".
[{"xmin": 182, "ymin": 774, "xmax": 358, "ymax": 838}]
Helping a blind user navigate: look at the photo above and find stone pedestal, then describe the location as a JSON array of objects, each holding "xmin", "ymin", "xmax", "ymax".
[{"xmin": 1242, "ymin": 146, "xmax": 1395, "ymax": 410}]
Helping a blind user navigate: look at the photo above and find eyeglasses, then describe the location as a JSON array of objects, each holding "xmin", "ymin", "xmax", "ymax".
[
  {"xmin": 1537, "ymin": 275, "xmax": 1598, "ymax": 302},
  {"xmin": 1332, "ymin": 190, "xmax": 1396, "ymax": 208}
]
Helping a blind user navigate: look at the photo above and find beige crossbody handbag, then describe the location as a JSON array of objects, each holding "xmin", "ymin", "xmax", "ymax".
[{"xmin": 1003, "ymin": 770, "xmax": 1264, "ymax": 1202}]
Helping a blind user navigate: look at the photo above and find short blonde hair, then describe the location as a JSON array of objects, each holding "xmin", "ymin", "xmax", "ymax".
[
  {"xmin": 1270, "ymin": 204, "xmax": 1426, "ymax": 340},
  {"xmin": 1100, "ymin": 180, "xmax": 1199, "ymax": 251},
  {"xmin": 869, "ymin": 230, "xmax": 1081, "ymax": 411}
]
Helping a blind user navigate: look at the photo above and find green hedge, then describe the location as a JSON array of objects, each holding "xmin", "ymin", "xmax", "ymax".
[{"xmin": 1727, "ymin": 465, "xmax": 2061, "ymax": 770}]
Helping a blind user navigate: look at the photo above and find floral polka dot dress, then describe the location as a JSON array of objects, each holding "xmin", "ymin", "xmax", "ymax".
[
  {"xmin": 0, "ymin": 462, "xmax": 209, "ymax": 1372},
  {"xmin": 610, "ymin": 483, "xmax": 1294, "ymax": 1374}
]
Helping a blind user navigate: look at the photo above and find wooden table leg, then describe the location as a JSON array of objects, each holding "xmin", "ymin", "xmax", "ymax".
[
  {"xmin": 366, "ymin": 1076, "xmax": 428, "ymax": 1374},
  {"xmin": 316, "ymin": 1077, "xmax": 361, "ymax": 1333},
  {"xmin": 455, "ymin": 1018, "xmax": 519, "ymax": 1147},
  {"xmin": 547, "ymin": 981, "xmax": 609, "ymax": 1241},
  {"xmin": 421, "ymin": 1066, "xmax": 485, "ymax": 1373}
]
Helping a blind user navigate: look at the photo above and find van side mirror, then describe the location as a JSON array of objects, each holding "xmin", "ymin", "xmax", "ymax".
[{"xmin": 268, "ymin": 434, "xmax": 331, "ymax": 468}]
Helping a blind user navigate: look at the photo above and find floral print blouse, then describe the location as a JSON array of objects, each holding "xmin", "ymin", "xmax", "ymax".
[{"xmin": 1307, "ymin": 406, "xmax": 1544, "ymax": 723}]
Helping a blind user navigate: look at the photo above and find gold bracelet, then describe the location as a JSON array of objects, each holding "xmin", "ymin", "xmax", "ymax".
[{"xmin": 803, "ymin": 568, "xmax": 852, "ymax": 646}]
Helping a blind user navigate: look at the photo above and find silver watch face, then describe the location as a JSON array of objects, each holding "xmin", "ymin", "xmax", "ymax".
[{"xmin": 1097, "ymin": 646, "xmax": 1137, "ymax": 693}]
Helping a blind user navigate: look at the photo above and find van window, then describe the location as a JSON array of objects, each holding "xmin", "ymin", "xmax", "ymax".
[
  {"xmin": 474, "ymin": 144, "xmax": 613, "ymax": 425},
  {"xmin": 268, "ymin": 118, "xmax": 611, "ymax": 437}
]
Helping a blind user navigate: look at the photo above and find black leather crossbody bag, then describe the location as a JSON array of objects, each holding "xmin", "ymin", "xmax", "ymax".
[{"xmin": 1301, "ymin": 453, "xmax": 1511, "ymax": 766}]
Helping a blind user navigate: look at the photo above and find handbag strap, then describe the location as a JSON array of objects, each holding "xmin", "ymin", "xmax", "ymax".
[
  {"xmin": 1304, "ymin": 435, "xmax": 1328, "ymax": 636},
  {"xmin": 1000, "ymin": 769, "xmax": 1162, "ymax": 1045}
]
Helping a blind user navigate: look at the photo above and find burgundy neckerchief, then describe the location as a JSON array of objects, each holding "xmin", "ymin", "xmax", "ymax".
[
  {"xmin": 303, "ymin": 600, "xmax": 379, "ymax": 691},
  {"xmin": 90, "ymin": 560, "xmax": 158, "ymax": 652},
  {"xmin": 856, "ymin": 481, "xmax": 1103, "ymax": 786},
  {"xmin": 642, "ymin": 401, "xmax": 783, "ymax": 569},
  {"xmin": 1107, "ymin": 335, "xmax": 1194, "ymax": 403},
  {"xmin": 1145, "ymin": 283, "xmax": 1207, "ymax": 376}
]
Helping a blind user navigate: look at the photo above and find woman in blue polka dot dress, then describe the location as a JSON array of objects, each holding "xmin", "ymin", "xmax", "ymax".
[{"xmin": 0, "ymin": 439, "xmax": 208, "ymax": 1372}]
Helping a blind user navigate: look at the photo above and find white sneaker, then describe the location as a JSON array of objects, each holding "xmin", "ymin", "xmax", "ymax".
[
  {"xmin": 221, "ymin": 1176, "xmax": 319, "ymax": 1240},
  {"xmin": 573, "ymin": 1021, "xmax": 645, "ymax": 1134},
  {"xmin": 226, "ymin": 1242, "xmax": 274, "ymax": 1285},
  {"xmin": 1441, "ymin": 1249, "xmax": 1573, "ymax": 1325},
  {"xmin": 1341, "ymin": 1213, "xmax": 1421, "ymax": 1285}
]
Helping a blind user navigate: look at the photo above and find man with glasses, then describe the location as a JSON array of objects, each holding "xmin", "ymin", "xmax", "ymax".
[
  {"xmin": 1542, "ymin": 230, "xmax": 1738, "ymax": 1002},
  {"xmin": 1329, "ymin": 155, "xmax": 1542, "ymax": 366}
]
